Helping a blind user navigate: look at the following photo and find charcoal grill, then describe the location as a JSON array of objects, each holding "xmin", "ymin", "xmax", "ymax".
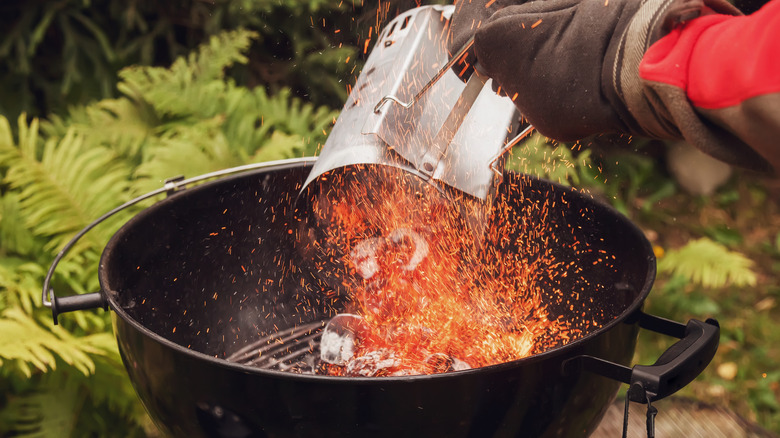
[{"xmin": 43, "ymin": 158, "xmax": 718, "ymax": 438}]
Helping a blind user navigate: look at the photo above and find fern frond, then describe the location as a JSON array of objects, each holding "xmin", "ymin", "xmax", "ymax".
[
  {"xmin": 133, "ymin": 116, "xmax": 242, "ymax": 191},
  {"xmin": 0, "ymin": 321, "xmax": 144, "ymax": 436},
  {"xmin": 658, "ymin": 238, "xmax": 758, "ymax": 288},
  {"xmin": 79, "ymin": 340, "xmax": 147, "ymax": 420},
  {"xmin": 251, "ymin": 87, "xmax": 336, "ymax": 151},
  {"xmin": 252, "ymin": 131, "xmax": 307, "ymax": 163},
  {"xmin": 225, "ymin": 0, "xmax": 346, "ymax": 14},
  {"xmin": 0, "ymin": 258, "xmax": 45, "ymax": 315},
  {"xmin": 0, "ymin": 308, "xmax": 102, "ymax": 378},
  {"xmin": 0, "ymin": 385, "xmax": 80, "ymax": 437},
  {"xmin": 42, "ymin": 98, "xmax": 156, "ymax": 160},
  {"xmin": 295, "ymin": 45, "xmax": 357, "ymax": 103},
  {"xmin": 218, "ymin": 85, "xmax": 337, "ymax": 158},
  {"xmin": 129, "ymin": 84, "xmax": 336, "ymax": 187},
  {"xmin": 0, "ymin": 193, "xmax": 39, "ymax": 257},
  {"xmin": 0, "ymin": 115, "xmax": 133, "ymax": 256},
  {"xmin": 118, "ymin": 29, "xmax": 258, "ymax": 119}
]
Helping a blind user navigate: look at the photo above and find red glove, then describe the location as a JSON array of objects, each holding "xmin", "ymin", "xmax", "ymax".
[{"xmin": 640, "ymin": 0, "xmax": 780, "ymax": 173}]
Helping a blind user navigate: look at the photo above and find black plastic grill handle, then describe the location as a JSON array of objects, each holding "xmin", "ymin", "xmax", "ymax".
[{"xmin": 564, "ymin": 312, "xmax": 720, "ymax": 403}]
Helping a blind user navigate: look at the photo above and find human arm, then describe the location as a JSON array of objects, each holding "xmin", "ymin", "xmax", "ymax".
[
  {"xmin": 639, "ymin": 0, "xmax": 780, "ymax": 173},
  {"xmin": 449, "ymin": 0, "xmax": 779, "ymax": 174}
]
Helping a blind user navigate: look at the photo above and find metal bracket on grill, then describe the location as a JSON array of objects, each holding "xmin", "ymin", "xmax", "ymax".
[{"xmin": 164, "ymin": 175, "xmax": 186, "ymax": 196}]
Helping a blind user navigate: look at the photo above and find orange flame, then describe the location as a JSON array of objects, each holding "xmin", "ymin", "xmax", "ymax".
[{"xmin": 304, "ymin": 166, "xmax": 587, "ymax": 376}]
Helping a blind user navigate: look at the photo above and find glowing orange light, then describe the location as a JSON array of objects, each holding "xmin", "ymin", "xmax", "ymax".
[{"xmin": 300, "ymin": 166, "xmax": 596, "ymax": 376}]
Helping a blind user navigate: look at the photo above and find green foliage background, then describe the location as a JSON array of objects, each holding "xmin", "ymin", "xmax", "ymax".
[
  {"xmin": 0, "ymin": 26, "xmax": 343, "ymax": 436},
  {"xmin": 1, "ymin": 0, "xmax": 778, "ymax": 436},
  {"xmin": 0, "ymin": 0, "xmax": 423, "ymax": 119},
  {"xmin": 0, "ymin": 0, "xmax": 381, "ymax": 433}
]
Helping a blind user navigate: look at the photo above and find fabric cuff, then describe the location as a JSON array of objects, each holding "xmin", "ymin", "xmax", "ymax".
[{"xmin": 643, "ymin": 81, "xmax": 773, "ymax": 172}]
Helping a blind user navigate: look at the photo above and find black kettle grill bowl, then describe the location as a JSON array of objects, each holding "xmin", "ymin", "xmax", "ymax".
[{"xmin": 93, "ymin": 159, "xmax": 714, "ymax": 438}]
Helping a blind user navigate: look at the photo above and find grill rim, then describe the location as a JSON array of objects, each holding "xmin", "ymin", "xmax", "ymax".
[{"xmin": 102, "ymin": 157, "xmax": 656, "ymax": 383}]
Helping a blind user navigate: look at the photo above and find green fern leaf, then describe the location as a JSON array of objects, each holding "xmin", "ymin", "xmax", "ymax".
[
  {"xmin": 225, "ymin": 0, "xmax": 345, "ymax": 14},
  {"xmin": 0, "ymin": 194, "xmax": 38, "ymax": 257},
  {"xmin": 295, "ymin": 45, "xmax": 357, "ymax": 103},
  {"xmin": 0, "ymin": 259, "xmax": 45, "ymax": 315},
  {"xmin": 42, "ymin": 98, "xmax": 156, "ymax": 160},
  {"xmin": 657, "ymin": 238, "xmax": 758, "ymax": 289},
  {"xmin": 252, "ymin": 131, "xmax": 306, "ymax": 162},
  {"xmin": 0, "ymin": 115, "xmax": 133, "ymax": 256},
  {"xmin": 0, "ymin": 340, "xmax": 145, "ymax": 437},
  {"xmin": 0, "ymin": 385, "xmax": 80, "ymax": 438},
  {"xmin": 133, "ymin": 116, "xmax": 242, "ymax": 191},
  {"xmin": 118, "ymin": 29, "xmax": 258, "ymax": 119},
  {"xmin": 217, "ymin": 85, "xmax": 337, "ymax": 158},
  {"xmin": 250, "ymin": 87, "xmax": 336, "ymax": 154},
  {"xmin": 0, "ymin": 308, "xmax": 101, "ymax": 377},
  {"xmin": 81, "ymin": 346, "xmax": 149, "ymax": 423}
]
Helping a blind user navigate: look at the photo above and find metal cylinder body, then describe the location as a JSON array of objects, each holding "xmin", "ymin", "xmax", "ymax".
[{"xmin": 303, "ymin": 5, "xmax": 519, "ymax": 201}]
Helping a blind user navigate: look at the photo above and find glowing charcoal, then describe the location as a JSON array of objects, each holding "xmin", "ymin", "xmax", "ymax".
[
  {"xmin": 297, "ymin": 163, "xmax": 603, "ymax": 377},
  {"xmin": 344, "ymin": 349, "xmax": 406, "ymax": 377},
  {"xmin": 423, "ymin": 353, "xmax": 471, "ymax": 373},
  {"xmin": 350, "ymin": 237, "xmax": 384, "ymax": 279},
  {"xmin": 350, "ymin": 228, "xmax": 429, "ymax": 280},
  {"xmin": 320, "ymin": 314, "xmax": 366, "ymax": 365},
  {"xmin": 387, "ymin": 227, "xmax": 429, "ymax": 272}
]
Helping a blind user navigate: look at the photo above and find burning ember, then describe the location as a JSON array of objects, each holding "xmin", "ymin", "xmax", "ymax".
[
  {"xmin": 221, "ymin": 3, "xmax": 618, "ymax": 378},
  {"xmin": 290, "ymin": 165, "xmax": 596, "ymax": 377}
]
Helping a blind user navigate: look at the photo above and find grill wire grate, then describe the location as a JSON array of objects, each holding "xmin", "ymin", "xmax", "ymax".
[{"xmin": 225, "ymin": 321, "xmax": 324, "ymax": 371}]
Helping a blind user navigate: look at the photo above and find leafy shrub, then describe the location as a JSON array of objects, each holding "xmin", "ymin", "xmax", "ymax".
[
  {"xmin": 658, "ymin": 238, "xmax": 758, "ymax": 289},
  {"xmin": 505, "ymin": 132, "xmax": 593, "ymax": 186},
  {"xmin": 0, "ymin": 0, "xmax": 388, "ymax": 119},
  {"xmin": 0, "ymin": 28, "xmax": 337, "ymax": 436}
]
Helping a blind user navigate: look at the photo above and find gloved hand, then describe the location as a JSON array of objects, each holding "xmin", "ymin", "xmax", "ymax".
[
  {"xmin": 447, "ymin": 0, "xmax": 741, "ymax": 142},
  {"xmin": 448, "ymin": 0, "xmax": 514, "ymax": 79}
]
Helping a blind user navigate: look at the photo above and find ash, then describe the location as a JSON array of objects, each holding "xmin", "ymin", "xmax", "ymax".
[{"xmin": 271, "ymin": 313, "xmax": 471, "ymax": 377}]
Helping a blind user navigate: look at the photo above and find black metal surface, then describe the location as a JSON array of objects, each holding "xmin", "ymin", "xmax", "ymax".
[
  {"xmin": 49, "ymin": 291, "xmax": 107, "ymax": 324},
  {"xmin": 95, "ymin": 160, "xmax": 706, "ymax": 438}
]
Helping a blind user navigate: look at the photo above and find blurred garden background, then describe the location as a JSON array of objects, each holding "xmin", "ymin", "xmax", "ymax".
[{"xmin": 0, "ymin": 0, "xmax": 777, "ymax": 436}]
